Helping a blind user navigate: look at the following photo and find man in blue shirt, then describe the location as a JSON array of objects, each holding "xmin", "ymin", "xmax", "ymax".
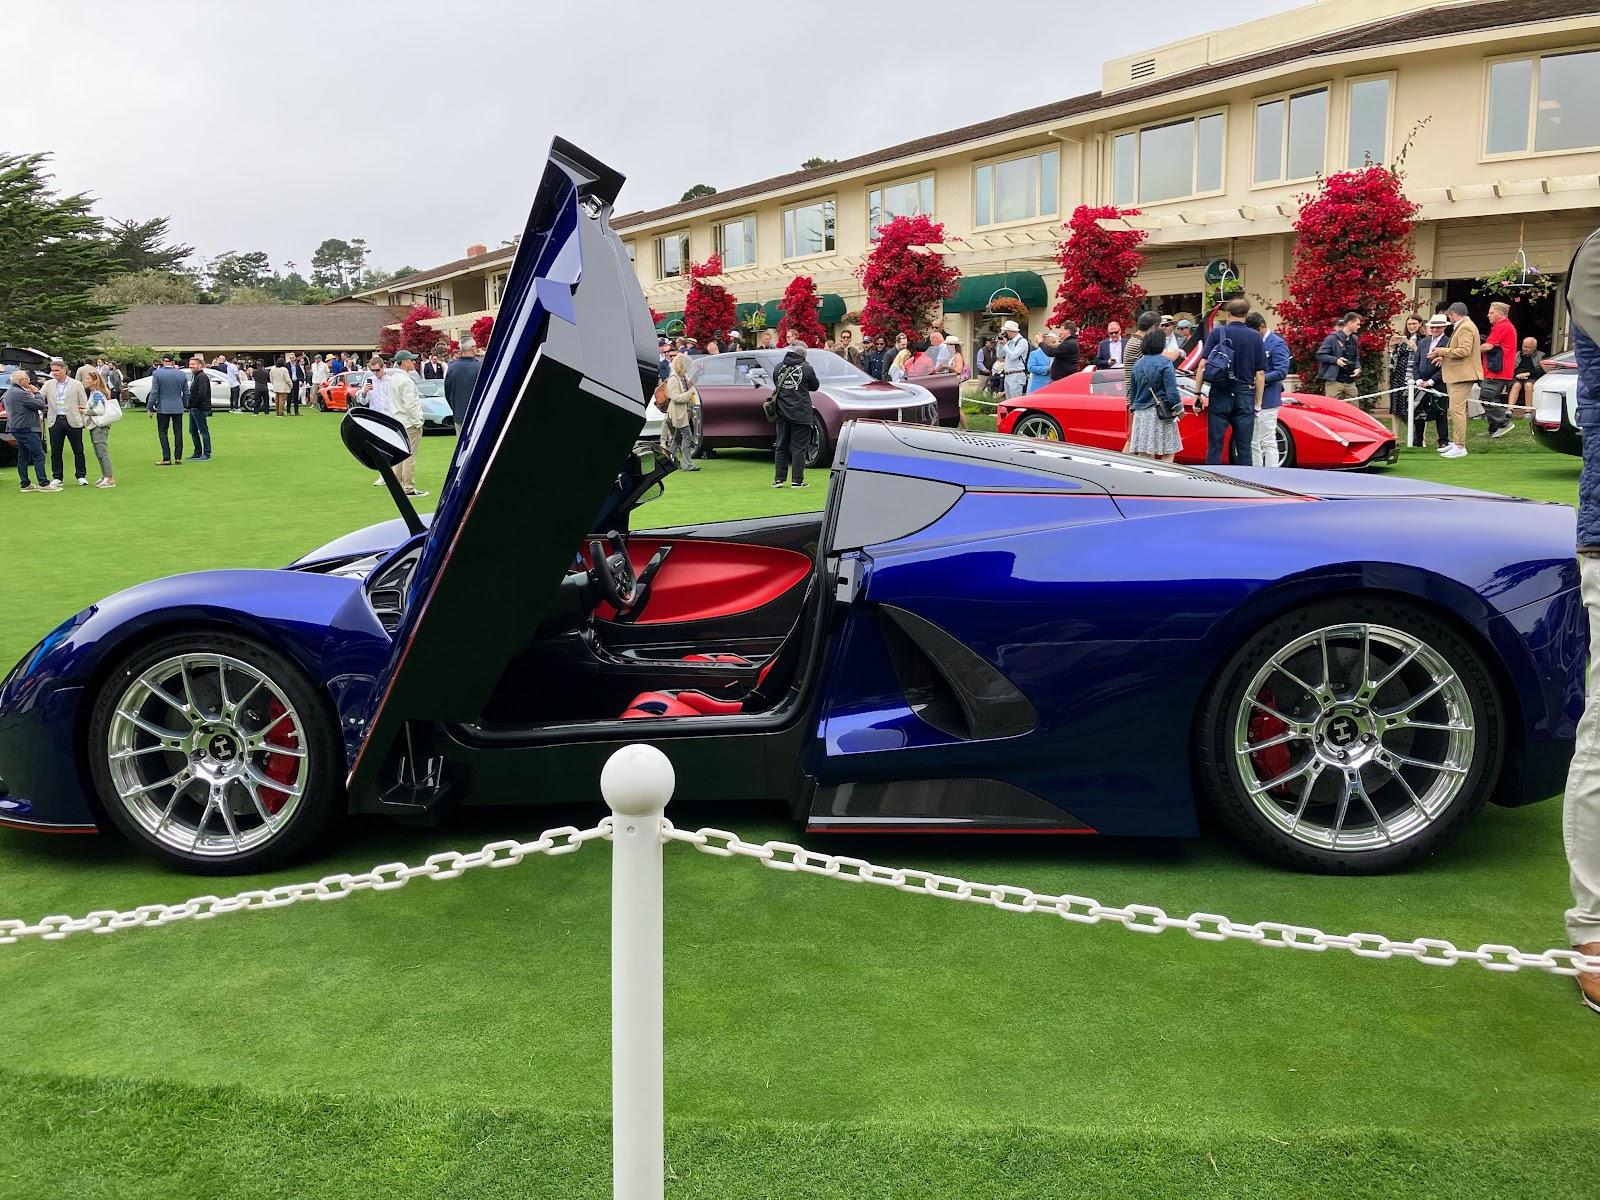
[
  {"xmin": 1194, "ymin": 298, "xmax": 1266, "ymax": 466},
  {"xmin": 1245, "ymin": 312, "xmax": 1292, "ymax": 467}
]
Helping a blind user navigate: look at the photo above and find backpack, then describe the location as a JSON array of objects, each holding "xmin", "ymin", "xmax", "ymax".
[{"xmin": 1202, "ymin": 331, "xmax": 1235, "ymax": 386}]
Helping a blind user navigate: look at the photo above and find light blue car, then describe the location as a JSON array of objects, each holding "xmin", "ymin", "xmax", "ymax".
[{"xmin": 417, "ymin": 378, "xmax": 456, "ymax": 435}]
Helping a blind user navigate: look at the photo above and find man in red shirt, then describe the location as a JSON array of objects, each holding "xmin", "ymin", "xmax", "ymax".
[{"xmin": 1480, "ymin": 300, "xmax": 1518, "ymax": 439}]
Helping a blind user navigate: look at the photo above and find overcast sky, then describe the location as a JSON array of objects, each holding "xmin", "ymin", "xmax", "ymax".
[{"xmin": 13, "ymin": 0, "xmax": 1303, "ymax": 278}]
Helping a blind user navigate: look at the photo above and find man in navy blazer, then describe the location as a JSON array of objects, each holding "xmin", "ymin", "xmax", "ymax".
[
  {"xmin": 1093, "ymin": 320, "xmax": 1128, "ymax": 369},
  {"xmin": 1245, "ymin": 312, "xmax": 1292, "ymax": 467}
]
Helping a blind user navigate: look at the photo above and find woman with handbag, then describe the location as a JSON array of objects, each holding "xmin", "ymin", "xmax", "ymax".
[
  {"xmin": 82, "ymin": 368, "xmax": 119, "ymax": 488},
  {"xmin": 662, "ymin": 353, "xmax": 699, "ymax": 471},
  {"xmin": 1127, "ymin": 330, "xmax": 1183, "ymax": 462}
]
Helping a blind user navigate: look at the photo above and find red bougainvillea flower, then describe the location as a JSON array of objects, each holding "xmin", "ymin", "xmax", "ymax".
[
  {"xmin": 855, "ymin": 215, "xmax": 960, "ymax": 341},
  {"xmin": 470, "ymin": 313, "xmax": 495, "ymax": 348},
  {"xmin": 1277, "ymin": 165, "xmax": 1419, "ymax": 373},
  {"xmin": 1049, "ymin": 205, "xmax": 1147, "ymax": 356},
  {"xmin": 683, "ymin": 254, "xmax": 736, "ymax": 346},
  {"xmin": 776, "ymin": 275, "xmax": 827, "ymax": 348},
  {"xmin": 399, "ymin": 304, "xmax": 442, "ymax": 355}
]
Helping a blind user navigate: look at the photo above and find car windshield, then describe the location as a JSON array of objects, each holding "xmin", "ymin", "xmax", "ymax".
[
  {"xmin": 801, "ymin": 350, "xmax": 871, "ymax": 382},
  {"xmin": 334, "ymin": 371, "xmax": 370, "ymax": 388},
  {"xmin": 418, "ymin": 379, "xmax": 445, "ymax": 398},
  {"xmin": 1089, "ymin": 367, "xmax": 1199, "ymax": 398}
]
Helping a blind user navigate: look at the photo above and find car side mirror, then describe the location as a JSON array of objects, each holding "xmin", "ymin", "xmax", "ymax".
[{"xmin": 341, "ymin": 408, "xmax": 424, "ymax": 536}]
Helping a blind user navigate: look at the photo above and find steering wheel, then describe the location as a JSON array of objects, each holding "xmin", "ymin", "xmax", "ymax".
[{"xmin": 588, "ymin": 532, "xmax": 639, "ymax": 614}]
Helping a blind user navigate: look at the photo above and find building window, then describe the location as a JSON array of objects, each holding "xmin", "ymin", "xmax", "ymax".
[
  {"xmin": 715, "ymin": 216, "xmax": 756, "ymax": 269},
  {"xmin": 869, "ymin": 175, "xmax": 935, "ymax": 240},
  {"xmin": 655, "ymin": 231, "xmax": 690, "ymax": 279},
  {"xmin": 1345, "ymin": 76, "xmax": 1391, "ymax": 168},
  {"xmin": 423, "ymin": 287, "xmax": 442, "ymax": 310},
  {"xmin": 489, "ymin": 271, "xmax": 509, "ymax": 308},
  {"xmin": 975, "ymin": 149, "xmax": 1060, "ymax": 226},
  {"xmin": 1112, "ymin": 114, "xmax": 1222, "ymax": 205},
  {"xmin": 1253, "ymin": 88, "xmax": 1327, "ymax": 185},
  {"xmin": 782, "ymin": 198, "xmax": 835, "ymax": 258},
  {"xmin": 1486, "ymin": 49, "xmax": 1600, "ymax": 157}
]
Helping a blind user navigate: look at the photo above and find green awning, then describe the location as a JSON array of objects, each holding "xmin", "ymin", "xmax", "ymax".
[
  {"xmin": 760, "ymin": 293, "xmax": 849, "ymax": 327},
  {"xmin": 654, "ymin": 310, "xmax": 684, "ymax": 333},
  {"xmin": 942, "ymin": 271, "xmax": 1049, "ymax": 314}
]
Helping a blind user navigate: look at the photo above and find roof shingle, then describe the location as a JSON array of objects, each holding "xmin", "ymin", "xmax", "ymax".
[{"xmin": 107, "ymin": 304, "xmax": 411, "ymax": 352}]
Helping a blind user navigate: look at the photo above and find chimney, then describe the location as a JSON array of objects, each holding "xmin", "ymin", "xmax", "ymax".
[{"xmin": 466, "ymin": 243, "xmax": 488, "ymax": 258}]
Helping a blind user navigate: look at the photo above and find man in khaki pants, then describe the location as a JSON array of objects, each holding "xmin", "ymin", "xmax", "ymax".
[
  {"xmin": 1562, "ymin": 226, "xmax": 1600, "ymax": 1015},
  {"xmin": 388, "ymin": 350, "xmax": 427, "ymax": 498},
  {"xmin": 1428, "ymin": 301, "xmax": 1481, "ymax": 459}
]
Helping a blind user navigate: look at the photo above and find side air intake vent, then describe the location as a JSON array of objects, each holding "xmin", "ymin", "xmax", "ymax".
[
  {"xmin": 1130, "ymin": 58, "xmax": 1157, "ymax": 81},
  {"xmin": 878, "ymin": 605, "xmax": 1036, "ymax": 740}
]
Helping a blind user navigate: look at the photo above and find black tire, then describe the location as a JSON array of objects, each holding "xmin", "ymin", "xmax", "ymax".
[
  {"xmin": 86, "ymin": 631, "xmax": 344, "ymax": 874},
  {"xmin": 1013, "ymin": 412, "xmax": 1064, "ymax": 442},
  {"xmin": 805, "ymin": 416, "xmax": 832, "ymax": 468},
  {"xmin": 1276, "ymin": 420, "xmax": 1297, "ymax": 467},
  {"xmin": 1194, "ymin": 597, "xmax": 1502, "ymax": 874}
]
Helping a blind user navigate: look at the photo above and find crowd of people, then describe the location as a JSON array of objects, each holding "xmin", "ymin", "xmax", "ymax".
[{"xmin": 7, "ymin": 339, "xmax": 486, "ymax": 497}]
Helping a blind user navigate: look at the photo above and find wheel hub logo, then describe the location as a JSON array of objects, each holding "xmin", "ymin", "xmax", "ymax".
[
  {"xmin": 208, "ymin": 734, "xmax": 237, "ymax": 761},
  {"xmin": 1328, "ymin": 717, "xmax": 1357, "ymax": 747}
]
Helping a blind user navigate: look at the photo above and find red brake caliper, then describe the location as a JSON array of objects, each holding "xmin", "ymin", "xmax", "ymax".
[
  {"xmin": 1247, "ymin": 686, "xmax": 1293, "ymax": 790},
  {"xmin": 258, "ymin": 698, "xmax": 300, "ymax": 814}
]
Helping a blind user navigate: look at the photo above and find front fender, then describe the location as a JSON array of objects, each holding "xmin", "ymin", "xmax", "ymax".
[{"xmin": 0, "ymin": 569, "xmax": 391, "ymax": 831}]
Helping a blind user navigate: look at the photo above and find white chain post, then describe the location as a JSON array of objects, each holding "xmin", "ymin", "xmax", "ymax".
[
  {"xmin": 602, "ymin": 744, "xmax": 676, "ymax": 1200},
  {"xmin": 1406, "ymin": 378, "xmax": 1416, "ymax": 449}
]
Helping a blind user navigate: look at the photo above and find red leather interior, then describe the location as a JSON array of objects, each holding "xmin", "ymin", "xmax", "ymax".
[
  {"xmin": 592, "ymin": 538, "xmax": 811, "ymax": 625},
  {"xmin": 622, "ymin": 689, "xmax": 746, "ymax": 719},
  {"xmin": 683, "ymin": 653, "xmax": 755, "ymax": 665}
]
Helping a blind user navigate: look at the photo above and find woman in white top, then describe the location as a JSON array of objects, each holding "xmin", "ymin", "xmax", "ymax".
[{"xmin": 82, "ymin": 368, "xmax": 116, "ymax": 488}]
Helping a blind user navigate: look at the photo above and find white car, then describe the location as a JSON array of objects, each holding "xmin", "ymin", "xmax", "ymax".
[
  {"xmin": 126, "ymin": 367, "xmax": 255, "ymax": 411},
  {"xmin": 1531, "ymin": 350, "xmax": 1580, "ymax": 455}
]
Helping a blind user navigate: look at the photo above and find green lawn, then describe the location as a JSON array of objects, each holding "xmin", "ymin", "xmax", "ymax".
[{"xmin": 1, "ymin": 414, "xmax": 1594, "ymax": 1199}]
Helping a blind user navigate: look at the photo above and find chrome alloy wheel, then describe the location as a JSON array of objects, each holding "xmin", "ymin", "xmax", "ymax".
[
  {"xmin": 105, "ymin": 653, "xmax": 308, "ymax": 858},
  {"xmin": 1014, "ymin": 414, "xmax": 1061, "ymax": 441},
  {"xmin": 1231, "ymin": 623, "xmax": 1475, "ymax": 852}
]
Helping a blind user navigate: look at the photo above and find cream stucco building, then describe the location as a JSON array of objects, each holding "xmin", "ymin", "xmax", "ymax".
[{"xmin": 363, "ymin": 0, "xmax": 1600, "ymax": 353}]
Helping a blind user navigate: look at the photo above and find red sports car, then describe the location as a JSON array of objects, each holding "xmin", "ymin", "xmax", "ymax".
[{"xmin": 996, "ymin": 368, "xmax": 1398, "ymax": 469}]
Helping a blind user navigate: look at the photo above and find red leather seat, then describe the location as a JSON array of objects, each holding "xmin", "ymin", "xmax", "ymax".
[{"xmin": 621, "ymin": 690, "xmax": 745, "ymax": 720}]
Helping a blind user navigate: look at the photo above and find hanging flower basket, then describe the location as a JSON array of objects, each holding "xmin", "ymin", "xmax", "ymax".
[
  {"xmin": 1473, "ymin": 257, "xmax": 1557, "ymax": 304},
  {"xmin": 739, "ymin": 308, "xmax": 768, "ymax": 333},
  {"xmin": 985, "ymin": 295, "xmax": 1029, "ymax": 319}
]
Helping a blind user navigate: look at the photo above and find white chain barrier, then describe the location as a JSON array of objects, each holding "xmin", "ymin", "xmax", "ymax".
[
  {"xmin": 0, "ymin": 821, "xmax": 613, "ymax": 945},
  {"xmin": 5, "ymin": 819, "xmax": 1597, "ymax": 977},
  {"xmin": 662, "ymin": 825, "xmax": 1600, "ymax": 978}
]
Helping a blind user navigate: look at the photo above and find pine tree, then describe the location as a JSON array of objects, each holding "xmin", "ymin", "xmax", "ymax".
[{"xmin": 0, "ymin": 152, "xmax": 121, "ymax": 361}]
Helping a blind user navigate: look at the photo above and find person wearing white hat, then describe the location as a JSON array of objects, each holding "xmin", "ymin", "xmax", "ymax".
[{"xmin": 994, "ymin": 320, "xmax": 1030, "ymax": 399}]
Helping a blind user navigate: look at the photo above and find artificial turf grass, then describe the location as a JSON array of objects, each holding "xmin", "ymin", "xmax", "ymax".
[
  {"xmin": 1, "ymin": 1068, "xmax": 1593, "ymax": 1200},
  {"xmin": 1, "ymin": 413, "xmax": 1593, "ymax": 1197}
]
